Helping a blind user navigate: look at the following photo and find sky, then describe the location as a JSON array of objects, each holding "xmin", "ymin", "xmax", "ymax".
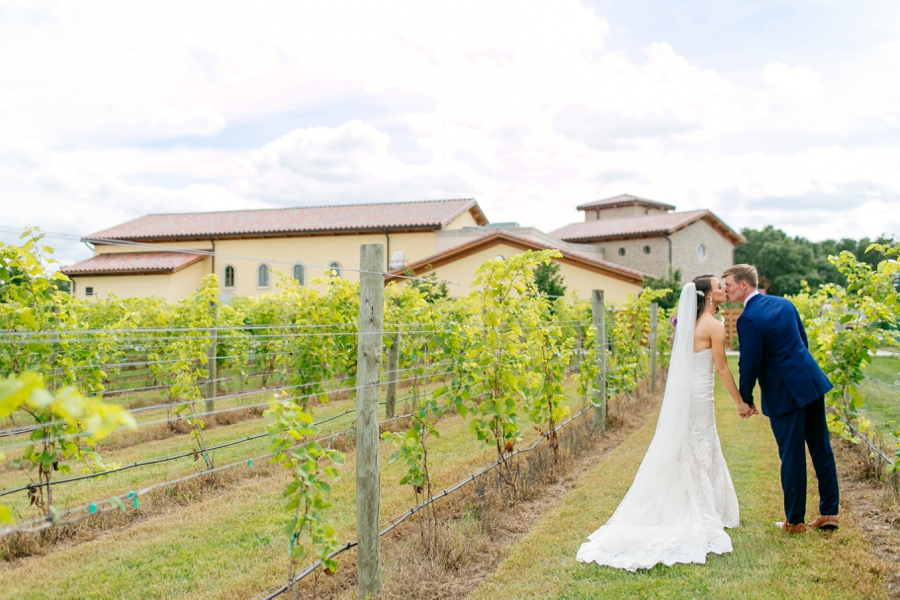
[{"xmin": 1, "ymin": 0, "xmax": 899, "ymax": 266}]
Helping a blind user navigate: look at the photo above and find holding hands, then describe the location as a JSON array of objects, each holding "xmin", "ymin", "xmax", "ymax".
[{"xmin": 735, "ymin": 400, "xmax": 757, "ymax": 419}]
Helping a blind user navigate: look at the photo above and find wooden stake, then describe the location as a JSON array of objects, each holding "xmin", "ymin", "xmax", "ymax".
[
  {"xmin": 205, "ymin": 301, "xmax": 218, "ymax": 420},
  {"xmin": 591, "ymin": 290, "xmax": 607, "ymax": 432},
  {"xmin": 356, "ymin": 244, "xmax": 384, "ymax": 598},
  {"xmin": 649, "ymin": 302, "xmax": 659, "ymax": 393},
  {"xmin": 385, "ymin": 317, "xmax": 400, "ymax": 419}
]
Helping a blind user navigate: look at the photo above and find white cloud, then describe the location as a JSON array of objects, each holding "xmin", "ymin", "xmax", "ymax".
[
  {"xmin": 0, "ymin": 0, "xmax": 898, "ymax": 267},
  {"xmin": 242, "ymin": 120, "xmax": 487, "ymax": 204},
  {"xmin": 149, "ymin": 103, "xmax": 226, "ymax": 137},
  {"xmin": 762, "ymin": 62, "xmax": 825, "ymax": 102}
]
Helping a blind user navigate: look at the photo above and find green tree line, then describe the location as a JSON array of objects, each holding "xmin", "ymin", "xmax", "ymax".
[{"xmin": 734, "ymin": 226, "xmax": 895, "ymax": 297}]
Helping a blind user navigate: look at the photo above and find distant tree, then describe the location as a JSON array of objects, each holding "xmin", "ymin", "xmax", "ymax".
[
  {"xmin": 735, "ymin": 225, "xmax": 896, "ymax": 296},
  {"xmin": 533, "ymin": 260, "xmax": 567, "ymax": 298},
  {"xmin": 403, "ymin": 266, "xmax": 449, "ymax": 303},
  {"xmin": 53, "ymin": 276, "xmax": 71, "ymax": 294},
  {"xmin": 642, "ymin": 269, "xmax": 681, "ymax": 310}
]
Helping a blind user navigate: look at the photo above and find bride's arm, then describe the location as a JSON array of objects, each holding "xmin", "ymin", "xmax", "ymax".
[{"xmin": 710, "ymin": 323, "xmax": 753, "ymax": 417}]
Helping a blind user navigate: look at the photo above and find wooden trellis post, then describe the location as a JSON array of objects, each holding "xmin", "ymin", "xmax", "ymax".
[
  {"xmin": 649, "ymin": 302, "xmax": 659, "ymax": 393},
  {"xmin": 591, "ymin": 290, "xmax": 607, "ymax": 431},
  {"xmin": 385, "ymin": 302, "xmax": 400, "ymax": 418},
  {"xmin": 356, "ymin": 244, "xmax": 384, "ymax": 598},
  {"xmin": 205, "ymin": 301, "xmax": 218, "ymax": 420}
]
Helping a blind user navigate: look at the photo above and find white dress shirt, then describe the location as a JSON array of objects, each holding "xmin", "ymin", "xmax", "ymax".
[{"xmin": 743, "ymin": 290, "xmax": 760, "ymax": 307}]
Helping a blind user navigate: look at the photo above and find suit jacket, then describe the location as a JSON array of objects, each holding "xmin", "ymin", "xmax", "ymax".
[{"xmin": 737, "ymin": 294, "xmax": 833, "ymax": 417}]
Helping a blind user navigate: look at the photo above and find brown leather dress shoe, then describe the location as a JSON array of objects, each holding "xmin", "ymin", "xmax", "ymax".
[
  {"xmin": 775, "ymin": 521, "xmax": 807, "ymax": 533},
  {"xmin": 807, "ymin": 515, "xmax": 839, "ymax": 530}
]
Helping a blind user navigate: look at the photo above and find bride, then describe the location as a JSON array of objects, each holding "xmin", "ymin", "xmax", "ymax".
[{"xmin": 577, "ymin": 275, "xmax": 754, "ymax": 571}]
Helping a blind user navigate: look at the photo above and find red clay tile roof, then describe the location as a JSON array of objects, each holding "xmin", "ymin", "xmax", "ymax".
[
  {"xmin": 61, "ymin": 251, "xmax": 206, "ymax": 276},
  {"xmin": 576, "ymin": 194, "xmax": 676, "ymax": 212},
  {"xmin": 551, "ymin": 210, "xmax": 744, "ymax": 245},
  {"xmin": 84, "ymin": 199, "xmax": 488, "ymax": 242},
  {"xmin": 386, "ymin": 230, "xmax": 646, "ymax": 285}
]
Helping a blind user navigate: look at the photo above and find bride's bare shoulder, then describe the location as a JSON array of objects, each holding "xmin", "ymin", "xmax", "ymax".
[{"xmin": 696, "ymin": 313, "xmax": 724, "ymax": 329}]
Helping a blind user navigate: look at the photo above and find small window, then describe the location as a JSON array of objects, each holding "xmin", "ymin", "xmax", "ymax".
[
  {"xmin": 643, "ymin": 245, "xmax": 651, "ymax": 255},
  {"xmin": 494, "ymin": 254, "xmax": 505, "ymax": 261},
  {"xmin": 328, "ymin": 261, "xmax": 342, "ymax": 278},
  {"xmin": 697, "ymin": 244, "xmax": 707, "ymax": 262},
  {"xmin": 618, "ymin": 247, "xmax": 626, "ymax": 256},
  {"xmin": 85, "ymin": 286, "xmax": 94, "ymax": 297},
  {"xmin": 257, "ymin": 264, "xmax": 270, "ymax": 288},
  {"xmin": 224, "ymin": 265, "xmax": 235, "ymax": 288},
  {"xmin": 293, "ymin": 263, "xmax": 305, "ymax": 286}
]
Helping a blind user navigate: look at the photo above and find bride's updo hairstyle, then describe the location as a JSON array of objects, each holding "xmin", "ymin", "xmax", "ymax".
[{"xmin": 691, "ymin": 274, "xmax": 718, "ymax": 321}]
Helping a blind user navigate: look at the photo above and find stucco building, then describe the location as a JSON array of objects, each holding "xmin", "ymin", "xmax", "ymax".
[
  {"xmin": 551, "ymin": 195, "xmax": 744, "ymax": 284},
  {"xmin": 62, "ymin": 199, "xmax": 645, "ymax": 303}
]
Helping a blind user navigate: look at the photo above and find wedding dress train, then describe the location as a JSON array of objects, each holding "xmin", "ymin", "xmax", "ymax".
[{"xmin": 576, "ymin": 284, "xmax": 740, "ymax": 571}]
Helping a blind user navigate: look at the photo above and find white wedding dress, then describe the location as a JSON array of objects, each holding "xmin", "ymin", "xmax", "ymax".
[{"xmin": 577, "ymin": 283, "xmax": 740, "ymax": 571}]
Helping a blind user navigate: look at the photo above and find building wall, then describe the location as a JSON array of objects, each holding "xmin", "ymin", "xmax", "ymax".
[
  {"xmin": 70, "ymin": 259, "xmax": 212, "ymax": 303},
  {"xmin": 211, "ymin": 231, "xmax": 439, "ymax": 296},
  {"xmin": 586, "ymin": 237, "xmax": 670, "ymax": 279},
  {"xmin": 412, "ymin": 242, "xmax": 642, "ymax": 302},
  {"xmin": 445, "ymin": 211, "xmax": 480, "ymax": 229},
  {"xmin": 583, "ymin": 205, "xmax": 669, "ymax": 221},
  {"xmin": 83, "ymin": 230, "xmax": 449, "ymax": 301},
  {"xmin": 669, "ymin": 219, "xmax": 735, "ymax": 284}
]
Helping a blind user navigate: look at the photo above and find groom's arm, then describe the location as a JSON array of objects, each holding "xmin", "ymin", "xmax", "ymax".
[{"xmin": 736, "ymin": 317, "xmax": 763, "ymax": 407}]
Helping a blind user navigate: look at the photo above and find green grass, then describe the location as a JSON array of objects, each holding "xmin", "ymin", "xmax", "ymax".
[
  {"xmin": 0, "ymin": 379, "xmax": 593, "ymax": 599},
  {"xmin": 860, "ymin": 356, "xmax": 900, "ymax": 429},
  {"xmin": 470, "ymin": 357, "xmax": 887, "ymax": 600}
]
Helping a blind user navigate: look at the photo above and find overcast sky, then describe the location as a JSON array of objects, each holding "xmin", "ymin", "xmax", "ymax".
[{"xmin": 1, "ymin": 0, "xmax": 898, "ymax": 266}]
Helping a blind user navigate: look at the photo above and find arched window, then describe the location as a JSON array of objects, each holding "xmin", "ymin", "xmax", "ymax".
[
  {"xmin": 696, "ymin": 244, "xmax": 707, "ymax": 262},
  {"xmin": 643, "ymin": 246, "xmax": 651, "ymax": 255},
  {"xmin": 257, "ymin": 264, "xmax": 270, "ymax": 288},
  {"xmin": 224, "ymin": 265, "xmax": 235, "ymax": 288},
  {"xmin": 618, "ymin": 247, "xmax": 626, "ymax": 256},
  {"xmin": 293, "ymin": 263, "xmax": 305, "ymax": 286},
  {"xmin": 328, "ymin": 261, "xmax": 342, "ymax": 278},
  {"xmin": 494, "ymin": 254, "xmax": 505, "ymax": 261}
]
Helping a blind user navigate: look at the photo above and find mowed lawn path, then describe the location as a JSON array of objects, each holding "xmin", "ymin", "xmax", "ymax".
[{"xmin": 471, "ymin": 358, "xmax": 886, "ymax": 600}]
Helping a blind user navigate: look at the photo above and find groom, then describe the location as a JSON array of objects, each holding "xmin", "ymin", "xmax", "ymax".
[{"xmin": 723, "ymin": 264, "xmax": 840, "ymax": 533}]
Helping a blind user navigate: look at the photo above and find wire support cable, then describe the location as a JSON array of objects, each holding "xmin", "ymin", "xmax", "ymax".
[
  {"xmin": 0, "ymin": 391, "xmax": 427, "ymax": 499},
  {"xmin": 0, "ymin": 358, "xmax": 453, "ymax": 439},
  {"xmin": 864, "ymin": 375, "xmax": 900, "ymax": 391},
  {"xmin": 838, "ymin": 415, "xmax": 896, "ymax": 467},
  {"xmin": 0, "ymin": 409, "xmax": 419, "ymax": 537},
  {"xmin": 256, "ymin": 401, "xmax": 595, "ymax": 600},
  {"xmin": 0, "ymin": 367, "xmax": 460, "ymax": 451},
  {"xmin": 1, "ymin": 319, "xmax": 591, "ymax": 340}
]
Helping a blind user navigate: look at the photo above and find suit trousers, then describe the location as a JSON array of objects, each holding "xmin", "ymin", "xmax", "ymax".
[{"xmin": 767, "ymin": 396, "xmax": 840, "ymax": 524}]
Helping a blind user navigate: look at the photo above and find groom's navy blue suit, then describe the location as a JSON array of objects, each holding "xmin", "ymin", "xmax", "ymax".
[{"xmin": 737, "ymin": 293, "xmax": 840, "ymax": 524}]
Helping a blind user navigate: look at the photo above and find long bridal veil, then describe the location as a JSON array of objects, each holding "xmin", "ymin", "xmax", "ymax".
[{"xmin": 576, "ymin": 283, "xmax": 734, "ymax": 570}]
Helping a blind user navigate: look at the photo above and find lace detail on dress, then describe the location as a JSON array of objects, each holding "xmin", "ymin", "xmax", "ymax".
[{"xmin": 576, "ymin": 349, "xmax": 740, "ymax": 571}]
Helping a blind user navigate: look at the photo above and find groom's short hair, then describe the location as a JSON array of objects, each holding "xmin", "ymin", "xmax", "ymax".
[{"xmin": 722, "ymin": 264, "xmax": 758, "ymax": 288}]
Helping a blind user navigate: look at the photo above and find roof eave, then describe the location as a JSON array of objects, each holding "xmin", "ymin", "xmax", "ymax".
[
  {"xmin": 576, "ymin": 198, "xmax": 677, "ymax": 211},
  {"xmin": 666, "ymin": 211, "xmax": 744, "ymax": 245},
  {"xmin": 559, "ymin": 230, "xmax": 670, "ymax": 243},
  {"xmin": 386, "ymin": 231, "xmax": 645, "ymax": 285},
  {"xmin": 62, "ymin": 268, "xmax": 178, "ymax": 277},
  {"xmin": 442, "ymin": 199, "xmax": 489, "ymax": 227},
  {"xmin": 83, "ymin": 224, "xmax": 443, "ymax": 244},
  {"xmin": 60, "ymin": 252, "xmax": 206, "ymax": 277}
]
